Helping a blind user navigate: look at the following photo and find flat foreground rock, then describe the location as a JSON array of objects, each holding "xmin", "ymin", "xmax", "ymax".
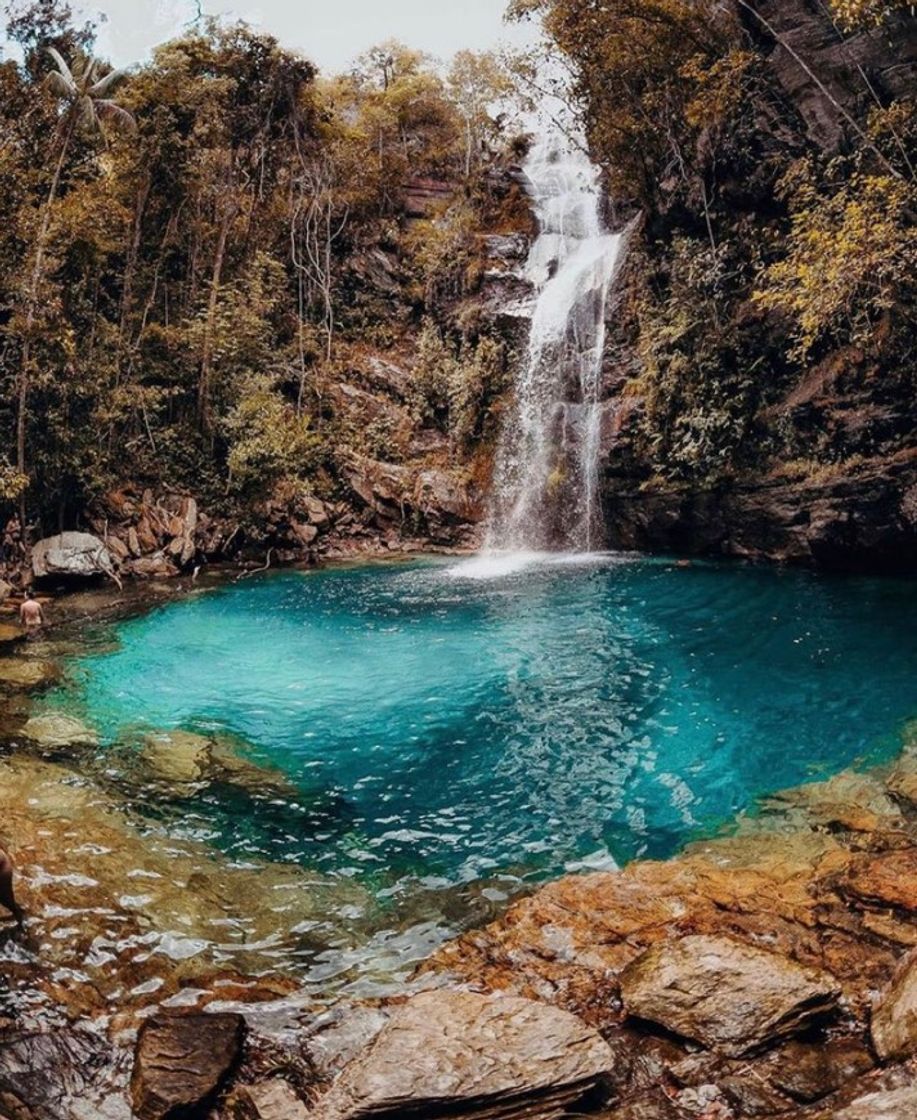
[
  {"xmin": 620, "ymin": 934, "xmax": 840, "ymax": 1056},
  {"xmin": 131, "ymin": 1012, "xmax": 245, "ymax": 1120},
  {"xmin": 309, "ymin": 990, "xmax": 614, "ymax": 1119}
]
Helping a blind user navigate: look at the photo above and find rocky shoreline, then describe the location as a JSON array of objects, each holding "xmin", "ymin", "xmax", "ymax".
[
  {"xmin": 5, "ymin": 591, "xmax": 917, "ymax": 1115},
  {"xmin": 2, "ymin": 577, "xmax": 917, "ymax": 1119}
]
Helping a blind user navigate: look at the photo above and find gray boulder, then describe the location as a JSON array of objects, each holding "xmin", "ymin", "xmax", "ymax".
[
  {"xmin": 32, "ymin": 532, "xmax": 115, "ymax": 580},
  {"xmin": 620, "ymin": 934, "xmax": 840, "ymax": 1056},
  {"xmin": 307, "ymin": 990, "xmax": 613, "ymax": 1120}
]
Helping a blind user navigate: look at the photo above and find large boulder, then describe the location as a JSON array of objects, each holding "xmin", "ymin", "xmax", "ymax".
[
  {"xmin": 619, "ymin": 934, "xmax": 840, "ymax": 1056},
  {"xmin": 32, "ymin": 532, "xmax": 115, "ymax": 581},
  {"xmin": 307, "ymin": 990, "xmax": 613, "ymax": 1120},
  {"xmin": 871, "ymin": 951, "xmax": 917, "ymax": 1061},
  {"xmin": 131, "ymin": 1012, "xmax": 245, "ymax": 1120}
]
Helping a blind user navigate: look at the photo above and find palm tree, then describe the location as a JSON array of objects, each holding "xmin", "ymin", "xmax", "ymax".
[{"xmin": 15, "ymin": 48, "xmax": 136, "ymax": 524}]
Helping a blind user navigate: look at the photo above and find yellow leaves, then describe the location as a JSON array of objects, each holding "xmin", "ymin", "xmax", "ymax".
[
  {"xmin": 754, "ymin": 170, "xmax": 917, "ymax": 359},
  {"xmin": 829, "ymin": 0, "xmax": 911, "ymax": 28},
  {"xmin": 682, "ymin": 50, "xmax": 756, "ymax": 131}
]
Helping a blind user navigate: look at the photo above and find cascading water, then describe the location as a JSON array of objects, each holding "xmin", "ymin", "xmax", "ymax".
[{"xmin": 485, "ymin": 131, "xmax": 624, "ymax": 554}]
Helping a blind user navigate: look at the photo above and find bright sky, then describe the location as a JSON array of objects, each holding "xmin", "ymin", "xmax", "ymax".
[{"xmin": 6, "ymin": 0, "xmax": 537, "ymax": 74}]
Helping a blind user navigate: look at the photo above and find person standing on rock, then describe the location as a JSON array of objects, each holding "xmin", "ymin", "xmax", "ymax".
[
  {"xmin": 0, "ymin": 848, "xmax": 24, "ymax": 927},
  {"xmin": 19, "ymin": 591, "xmax": 44, "ymax": 631}
]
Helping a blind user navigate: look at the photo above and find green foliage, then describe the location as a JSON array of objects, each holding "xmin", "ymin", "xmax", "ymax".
[
  {"xmin": 223, "ymin": 374, "xmax": 322, "ymax": 495},
  {"xmin": 636, "ymin": 238, "xmax": 758, "ymax": 480},
  {"xmin": 0, "ymin": 2, "xmax": 515, "ymax": 531},
  {"xmin": 412, "ymin": 319, "xmax": 507, "ymax": 445}
]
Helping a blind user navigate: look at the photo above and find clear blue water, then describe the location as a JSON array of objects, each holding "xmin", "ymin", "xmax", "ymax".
[{"xmin": 52, "ymin": 555, "xmax": 917, "ymax": 903}]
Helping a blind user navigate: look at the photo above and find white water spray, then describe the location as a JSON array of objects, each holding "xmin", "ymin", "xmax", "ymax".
[{"xmin": 485, "ymin": 131, "xmax": 624, "ymax": 554}]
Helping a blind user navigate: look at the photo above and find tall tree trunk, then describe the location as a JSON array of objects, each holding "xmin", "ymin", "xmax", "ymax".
[
  {"xmin": 117, "ymin": 174, "xmax": 151, "ymax": 374},
  {"xmin": 16, "ymin": 115, "xmax": 75, "ymax": 526},
  {"xmin": 197, "ymin": 201, "xmax": 236, "ymax": 433}
]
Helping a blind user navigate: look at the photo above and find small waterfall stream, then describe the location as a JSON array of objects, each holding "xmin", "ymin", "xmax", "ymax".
[{"xmin": 485, "ymin": 132, "xmax": 624, "ymax": 554}]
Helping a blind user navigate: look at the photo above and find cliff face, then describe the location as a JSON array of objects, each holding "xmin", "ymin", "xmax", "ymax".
[{"xmin": 595, "ymin": 2, "xmax": 917, "ymax": 571}]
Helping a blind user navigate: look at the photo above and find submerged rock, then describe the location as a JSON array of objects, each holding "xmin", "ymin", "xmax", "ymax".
[
  {"xmin": 131, "ymin": 1012, "xmax": 245, "ymax": 1120},
  {"xmin": 138, "ymin": 730, "xmax": 212, "ymax": 785},
  {"xmin": 619, "ymin": 934, "xmax": 840, "ymax": 1056},
  {"xmin": 871, "ymin": 951, "xmax": 917, "ymax": 1061},
  {"xmin": 136, "ymin": 729, "xmax": 293, "ymax": 795},
  {"xmin": 21, "ymin": 712, "xmax": 98, "ymax": 750},
  {"xmin": 307, "ymin": 990, "xmax": 613, "ymax": 1120}
]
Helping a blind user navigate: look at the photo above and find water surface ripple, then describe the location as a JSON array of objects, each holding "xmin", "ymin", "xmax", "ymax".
[{"xmin": 45, "ymin": 555, "xmax": 917, "ymax": 980}]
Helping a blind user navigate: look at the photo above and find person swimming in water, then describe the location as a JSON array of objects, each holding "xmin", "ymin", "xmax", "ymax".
[
  {"xmin": 0, "ymin": 848, "xmax": 24, "ymax": 927},
  {"xmin": 19, "ymin": 591, "xmax": 44, "ymax": 631}
]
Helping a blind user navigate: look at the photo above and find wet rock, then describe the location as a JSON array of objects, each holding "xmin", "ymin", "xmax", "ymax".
[
  {"xmin": 136, "ymin": 730, "xmax": 292, "ymax": 796},
  {"xmin": 0, "ymin": 623, "xmax": 26, "ymax": 647},
  {"xmin": 768, "ymin": 1039, "xmax": 874, "ymax": 1103},
  {"xmin": 131, "ymin": 1012, "xmax": 245, "ymax": 1120},
  {"xmin": 843, "ymin": 850, "xmax": 917, "ymax": 912},
  {"xmin": 139, "ymin": 730, "xmax": 212, "ymax": 785},
  {"xmin": 230, "ymin": 1078, "xmax": 310, "ymax": 1119},
  {"xmin": 619, "ymin": 935, "xmax": 840, "ymax": 1056},
  {"xmin": 308, "ymin": 990, "xmax": 614, "ymax": 1120},
  {"xmin": 31, "ymin": 532, "xmax": 115, "ymax": 581},
  {"xmin": 0, "ymin": 1027, "xmax": 131, "ymax": 1120},
  {"xmin": 871, "ymin": 951, "xmax": 917, "ymax": 1061},
  {"xmin": 21, "ymin": 713, "xmax": 98, "ymax": 750},
  {"xmin": 832, "ymin": 1085, "xmax": 917, "ymax": 1120},
  {"xmin": 0, "ymin": 659, "xmax": 57, "ymax": 689}
]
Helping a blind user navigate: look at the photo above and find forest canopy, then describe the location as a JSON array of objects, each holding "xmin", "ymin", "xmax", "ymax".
[{"xmin": 0, "ymin": 0, "xmax": 515, "ymax": 529}]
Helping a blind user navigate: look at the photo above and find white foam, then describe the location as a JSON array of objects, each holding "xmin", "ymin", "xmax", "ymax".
[{"xmin": 445, "ymin": 550, "xmax": 629, "ymax": 580}]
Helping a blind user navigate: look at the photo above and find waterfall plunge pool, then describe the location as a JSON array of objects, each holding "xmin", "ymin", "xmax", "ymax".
[{"xmin": 35, "ymin": 554, "xmax": 917, "ymax": 994}]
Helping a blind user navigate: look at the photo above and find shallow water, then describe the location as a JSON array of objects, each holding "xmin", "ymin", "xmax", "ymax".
[{"xmin": 36, "ymin": 554, "xmax": 917, "ymax": 990}]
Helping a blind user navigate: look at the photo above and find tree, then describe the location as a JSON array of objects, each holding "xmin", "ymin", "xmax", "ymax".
[
  {"xmin": 12, "ymin": 46, "xmax": 134, "ymax": 522},
  {"xmin": 447, "ymin": 50, "xmax": 512, "ymax": 178}
]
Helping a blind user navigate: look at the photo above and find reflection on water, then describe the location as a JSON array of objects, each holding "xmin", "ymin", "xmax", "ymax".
[{"xmin": 9, "ymin": 554, "xmax": 917, "ymax": 1009}]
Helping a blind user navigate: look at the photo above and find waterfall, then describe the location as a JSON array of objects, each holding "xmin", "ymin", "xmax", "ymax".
[{"xmin": 485, "ymin": 132, "xmax": 624, "ymax": 554}]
